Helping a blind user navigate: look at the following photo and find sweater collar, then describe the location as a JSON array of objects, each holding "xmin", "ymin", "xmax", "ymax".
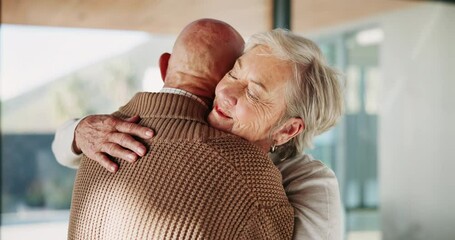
[
  {"xmin": 119, "ymin": 92, "xmax": 209, "ymax": 124},
  {"xmin": 159, "ymin": 88, "xmax": 209, "ymax": 109}
]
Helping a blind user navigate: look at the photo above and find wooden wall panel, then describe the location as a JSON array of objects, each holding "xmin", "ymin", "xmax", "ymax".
[
  {"xmin": 2, "ymin": 0, "xmax": 273, "ymax": 36},
  {"xmin": 292, "ymin": 0, "xmax": 419, "ymax": 33},
  {"xmin": 2, "ymin": 0, "xmax": 421, "ymax": 35}
]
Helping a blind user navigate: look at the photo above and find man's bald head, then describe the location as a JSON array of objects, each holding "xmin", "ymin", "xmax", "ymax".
[{"xmin": 163, "ymin": 19, "xmax": 244, "ymax": 100}]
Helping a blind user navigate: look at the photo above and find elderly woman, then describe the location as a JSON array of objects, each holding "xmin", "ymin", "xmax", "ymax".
[
  {"xmin": 208, "ymin": 29, "xmax": 344, "ymax": 239},
  {"xmin": 53, "ymin": 29, "xmax": 344, "ymax": 239}
]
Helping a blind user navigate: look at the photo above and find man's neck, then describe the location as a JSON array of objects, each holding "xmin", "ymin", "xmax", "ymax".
[
  {"xmin": 160, "ymin": 88, "xmax": 209, "ymax": 109},
  {"xmin": 163, "ymin": 74, "xmax": 215, "ymax": 107}
]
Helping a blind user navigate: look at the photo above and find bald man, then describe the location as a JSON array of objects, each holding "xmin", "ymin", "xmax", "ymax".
[{"xmin": 67, "ymin": 19, "xmax": 293, "ymax": 239}]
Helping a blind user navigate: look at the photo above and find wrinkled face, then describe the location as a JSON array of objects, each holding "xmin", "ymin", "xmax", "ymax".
[{"xmin": 207, "ymin": 45, "xmax": 293, "ymax": 150}]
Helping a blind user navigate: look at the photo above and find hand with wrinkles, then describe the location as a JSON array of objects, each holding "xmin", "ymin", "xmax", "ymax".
[{"xmin": 74, "ymin": 114, "xmax": 154, "ymax": 173}]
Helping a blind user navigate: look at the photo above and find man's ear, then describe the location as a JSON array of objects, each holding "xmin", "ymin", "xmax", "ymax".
[
  {"xmin": 159, "ymin": 52, "xmax": 171, "ymax": 81},
  {"xmin": 273, "ymin": 117, "xmax": 305, "ymax": 146}
]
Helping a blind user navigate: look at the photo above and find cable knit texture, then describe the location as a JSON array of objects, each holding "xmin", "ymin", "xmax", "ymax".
[{"xmin": 68, "ymin": 92, "xmax": 294, "ymax": 240}]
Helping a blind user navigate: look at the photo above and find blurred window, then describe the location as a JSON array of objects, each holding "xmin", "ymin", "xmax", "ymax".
[{"xmin": 308, "ymin": 27, "xmax": 382, "ymax": 235}]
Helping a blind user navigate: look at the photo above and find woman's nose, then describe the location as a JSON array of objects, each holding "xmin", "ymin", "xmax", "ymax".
[{"xmin": 218, "ymin": 84, "xmax": 238, "ymax": 107}]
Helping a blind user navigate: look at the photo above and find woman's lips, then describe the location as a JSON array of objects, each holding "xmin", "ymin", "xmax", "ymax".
[{"xmin": 215, "ymin": 105, "xmax": 231, "ymax": 119}]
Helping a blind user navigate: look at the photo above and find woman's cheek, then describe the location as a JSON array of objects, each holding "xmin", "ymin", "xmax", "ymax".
[
  {"xmin": 234, "ymin": 104, "xmax": 263, "ymax": 140},
  {"xmin": 235, "ymin": 103, "xmax": 253, "ymax": 125}
]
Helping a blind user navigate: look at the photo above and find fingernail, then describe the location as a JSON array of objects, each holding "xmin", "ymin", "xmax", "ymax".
[
  {"xmin": 137, "ymin": 148, "xmax": 145, "ymax": 156},
  {"xmin": 128, "ymin": 154, "xmax": 136, "ymax": 161},
  {"xmin": 146, "ymin": 130, "xmax": 154, "ymax": 137},
  {"xmin": 110, "ymin": 166, "xmax": 116, "ymax": 172}
]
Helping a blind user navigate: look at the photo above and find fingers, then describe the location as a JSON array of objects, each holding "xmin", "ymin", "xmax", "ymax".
[
  {"xmin": 114, "ymin": 121, "xmax": 154, "ymax": 139},
  {"xmin": 125, "ymin": 115, "xmax": 141, "ymax": 123},
  {"xmin": 108, "ymin": 132, "xmax": 147, "ymax": 157},
  {"xmin": 94, "ymin": 152, "xmax": 118, "ymax": 173},
  {"xmin": 101, "ymin": 142, "xmax": 139, "ymax": 163}
]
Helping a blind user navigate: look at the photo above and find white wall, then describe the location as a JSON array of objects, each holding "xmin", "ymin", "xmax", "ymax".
[{"xmin": 379, "ymin": 3, "xmax": 455, "ymax": 240}]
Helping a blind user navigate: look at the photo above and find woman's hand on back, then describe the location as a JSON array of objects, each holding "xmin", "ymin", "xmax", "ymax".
[{"xmin": 74, "ymin": 114, "xmax": 154, "ymax": 173}]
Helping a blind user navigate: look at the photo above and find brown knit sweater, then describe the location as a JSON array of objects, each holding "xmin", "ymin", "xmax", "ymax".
[{"xmin": 68, "ymin": 92, "xmax": 294, "ymax": 240}]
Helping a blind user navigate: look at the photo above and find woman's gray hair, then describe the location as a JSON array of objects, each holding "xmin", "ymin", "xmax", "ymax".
[{"xmin": 245, "ymin": 28, "xmax": 344, "ymax": 158}]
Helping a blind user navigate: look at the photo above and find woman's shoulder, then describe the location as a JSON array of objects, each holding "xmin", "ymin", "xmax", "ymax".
[
  {"xmin": 275, "ymin": 154, "xmax": 344, "ymax": 239},
  {"xmin": 273, "ymin": 153, "xmax": 337, "ymax": 185}
]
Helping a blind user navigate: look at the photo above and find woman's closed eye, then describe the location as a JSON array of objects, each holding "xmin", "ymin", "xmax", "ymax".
[
  {"xmin": 228, "ymin": 71, "xmax": 260, "ymax": 102},
  {"xmin": 246, "ymin": 88, "xmax": 259, "ymax": 102},
  {"xmin": 228, "ymin": 71, "xmax": 238, "ymax": 80}
]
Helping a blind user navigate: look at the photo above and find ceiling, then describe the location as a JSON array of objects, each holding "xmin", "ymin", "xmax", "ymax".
[{"xmin": 2, "ymin": 0, "xmax": 418, "ymax": 36}]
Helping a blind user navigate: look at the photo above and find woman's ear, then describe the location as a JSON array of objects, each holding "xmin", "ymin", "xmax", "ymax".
[
  {"xmin": 159, "ymin": 52, "xmax": 171, "ymax": 81},
  {"xmin": 273, "ymin": 117, "xmax": 304, "ymax": 146}
]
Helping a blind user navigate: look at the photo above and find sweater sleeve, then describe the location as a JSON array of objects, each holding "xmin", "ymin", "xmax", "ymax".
[
  {"xmin": 52, "ymin": 118, "xmax": 83, "ymax": 169},
  {"xmin": 238, "ymin": 204, "xmax": 294, "ymax": 240}
]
